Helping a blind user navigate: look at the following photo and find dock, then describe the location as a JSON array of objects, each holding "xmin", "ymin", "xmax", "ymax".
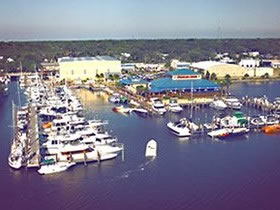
[{"xmin": 26, "ymin": 106, "xmax": 40, "ymax": 168}]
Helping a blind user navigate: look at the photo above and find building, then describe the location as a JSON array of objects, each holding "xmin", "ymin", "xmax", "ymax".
[
  {"xmin": 58, "ymin": 56, "xmax": 121, "ymax": 81},
  {"xmin": 149, "ymin": 69, "xmax": 220, "ymax": 94},
  {"xmin": 171, "ymin": 59, "xmax": 190, "ymax": 69},
  {"xmin": 40, "ymin": 61, "xmax": 60, "ymax": 77},
  {"xmin": 191, "ymin": 61, "xmax": 247, "ymax": 79},
  {"xmin": 239, "ymin": 59, "xmax": 260, "ymax": 68},
  {"xmin": 120, "ymin": 77, "xmax": 149, "ymax": 94},
  {"xmin": 121, "ymin": 63, "xmax": 136, "ymax": 73}
]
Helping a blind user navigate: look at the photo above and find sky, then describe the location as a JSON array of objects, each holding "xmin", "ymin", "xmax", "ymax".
[{"xmin": 0, "ymin": 0, "xmax": 279, "ymax": 40}]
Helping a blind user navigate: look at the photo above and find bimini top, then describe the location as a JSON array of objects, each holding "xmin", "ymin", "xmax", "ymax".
[
  {"xmin": 167, "ymin": 69, "xmax": 201, "ymax": 76},
  {"xmin": 58, "ymin": 56, "xmax": 118, "ymax": 63},
  {"xmin": 150, "ymin": 77, "xmax": 219, "ymax": 93}
]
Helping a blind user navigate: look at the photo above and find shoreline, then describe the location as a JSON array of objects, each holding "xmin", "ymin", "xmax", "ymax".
[{"xmin": 230, "ymin": 77, "xmax": 280, "ymax": 84}]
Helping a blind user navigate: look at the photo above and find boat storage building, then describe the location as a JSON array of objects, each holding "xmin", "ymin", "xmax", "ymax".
[{"xmin": 58, "ymin": 56, "xmax": 121, "ymax": 81}]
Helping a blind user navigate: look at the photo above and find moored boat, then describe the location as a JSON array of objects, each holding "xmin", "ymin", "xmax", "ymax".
[
  {"xmin": 208, "ymin": 127, "xmax": 249, "ymax": 139},
  {"xmin": 167, "ymin": 118, "xmax": 193, "ymax": 137},
  {"xmin": 261, "ymin": 124, "xmax": 280, "ymax": 134},
  {"xmin": 37, "ymin": 162, "xmax": 76, "ymax": 175}
]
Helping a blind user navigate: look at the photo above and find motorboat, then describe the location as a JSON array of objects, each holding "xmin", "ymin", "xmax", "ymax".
[
  {"xmin": 168, "ymin": 98, "xmax": 183, "ymax": 113},
  {"xmin": 145, "ymin": 139, "xmax": 157, "ymax": 157},
  {"xmin": 131, "ymin": 107, "xmax": 149, "ymax": 115},
  {"xmin": 210, "ymin": 99, "xmax": 227, "ymax": 110},
  {"xmin": 250, "ymin": 116, "xmax": 266, "ymax": 126},
  {"xmin": 261, "ymin": 124, "xmax": 280, "ymax": 134},
  {"xmin": 37, "ymin": 162, "xmax": 76, "ymax": 175},
  {"xmin": 251, "ymin": 115, "xmax": 279, "ymax": 126},
  {"xmin": 112, "ymin": 105, "xmax": 132, "ymax": 114},
  {"xmin": 219, "ymin": 112, "xmax": 248, "ymax": 128},
  {"xmin": 208, "ymin": 127, "xmax": 249, "ymax": 139},
  {"xmin": 109, "ymin": 93, "xmax": 120, "ymax": 103},
  {"xmin": 224, "ymin": 96, "xmax": 242, "ymax": 110},
  {"xmin": 167, "ymin": 118, "xmax": 192, "ymax": 137},
  {"xmin": 151, "ymin": 98, "xmax": 166, "ymax": 115}
]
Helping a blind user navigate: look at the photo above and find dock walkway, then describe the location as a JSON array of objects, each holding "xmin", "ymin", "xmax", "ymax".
[{"xmin": 26, "ymin": 106, "xmax": 40, "ymax": 168}]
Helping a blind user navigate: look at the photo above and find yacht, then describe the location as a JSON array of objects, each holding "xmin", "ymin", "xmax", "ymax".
[
  {"xmin": 210, "ymin": 99, "xmax": 227, "ymax": 110},
  {"xmin": 151, "ymin": 98, "xmax": 166, "ymax": 115},
  {"xmin": 167, "ymin": 118, "xmax": 192, "ymax": 137},
  {"xmin": 8, "ymin": 138, "xmax": 24, "ymax": 169},
  {"xmin": 38, "ymin": 162, "xmax": 76, "ymax": 175},
  {"xmin": 168, "ymin": 98, "xmax": 183, "ymax": 113},
  {"xmin": 224, "ymin": 97, "xmax": 242, "ymax": 110}
]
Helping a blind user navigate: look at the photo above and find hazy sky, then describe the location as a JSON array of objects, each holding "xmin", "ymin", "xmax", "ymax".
[{"xmin": 0, "ymin": 0, "xmax": 279, "ymax": 40}]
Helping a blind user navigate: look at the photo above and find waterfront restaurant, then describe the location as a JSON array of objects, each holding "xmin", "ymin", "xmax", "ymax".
[{"xmin": 148, "ymin": 69, "xmax": 220, "ymax": 97}]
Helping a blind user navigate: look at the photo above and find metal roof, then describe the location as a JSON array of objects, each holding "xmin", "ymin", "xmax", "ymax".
[
  {"xmin": 168, "ymin": 69, "xmax": 200, "ymax": 76},
  {"xmin": 120, "ymin": 78, "xmax": 149, "ymax": 85},
  {"xmin": 150, "ymin": 77, "xmax": 220, "ymax": 93},
  {"xmin": 59, "ymin": 56, "xmax": 118, "ymax": 63}
]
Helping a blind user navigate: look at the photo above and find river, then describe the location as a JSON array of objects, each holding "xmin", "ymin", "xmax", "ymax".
[{"xmin": 0, "ymin": 81, "xmax": 280, "ymax": 210}]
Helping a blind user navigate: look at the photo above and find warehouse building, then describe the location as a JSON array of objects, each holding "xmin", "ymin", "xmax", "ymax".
[
  {"xmin": 191, "ymin": 61, "xmax": 247, "ymax": 79},
  {"xmin": 58, "ymin": 56, "xmax": 121, "ymax": 81}
]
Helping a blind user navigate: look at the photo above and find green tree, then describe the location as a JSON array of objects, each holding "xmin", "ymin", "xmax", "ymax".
[
  {"xmin": 243, "ymin": 73, "xmax": 249, "ymax": 80},
  {"xmin": 113, "ymin": 74, "xmax": 120, "ymax": 81},
  {"xmin": 210, "ymin": 73, "xmax": 217, "ymax": 81},
  {"xmin": 224, "ymin": 74, "xmax": 231, "ymax": 93},
  {"xmin": 205, "ymin": 71, "xmax": 210, "ymax": 80}
]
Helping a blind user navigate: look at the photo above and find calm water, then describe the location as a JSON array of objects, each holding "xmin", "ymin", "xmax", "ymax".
[{"xmin": 1, "ymin": 81, "xmax": 280, "ymax": 210}]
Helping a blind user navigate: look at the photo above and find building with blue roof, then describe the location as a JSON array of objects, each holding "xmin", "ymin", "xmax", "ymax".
[
  {"xmin": 149, "ymin": 69, "xmax": 220, "ymax": 94},
  {"xmin": 120, "ymin": 76, "xmax": 149, "ymax": 94}
]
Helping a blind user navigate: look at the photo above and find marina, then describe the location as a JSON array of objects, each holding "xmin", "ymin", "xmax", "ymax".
[{"xmin": 1, "ymin": 79, "xmax": 280, "ymax": 210}]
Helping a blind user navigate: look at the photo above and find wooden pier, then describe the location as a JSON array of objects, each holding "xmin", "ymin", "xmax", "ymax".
[
  {"xmin": 26, "ymin": 106, "xmax": 40, "ymax": 168},
  {"xmin": 241, "ymin": 96, "xmax": 280, "ymax": 113}
]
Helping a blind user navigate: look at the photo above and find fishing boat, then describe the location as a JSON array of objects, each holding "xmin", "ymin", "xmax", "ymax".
[
  {"xmin": 261, "ymin": 124, "xmax": 280, "ymax": 134},
  {"xmin": 37, "ymin": 162, "xmax": 76, "ymax": 175},
  {"xmin": 168, "ymin": 98, "xmax": 183, "ymax": 113},
  {"xmin": 207, "ymin": 127, "xmax": 249, "ymax": 139}
]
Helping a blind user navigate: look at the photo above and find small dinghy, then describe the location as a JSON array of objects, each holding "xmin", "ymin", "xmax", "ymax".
[{"xmin": 145, "ymin": 139, "xmax": 157, "ymax": 157}]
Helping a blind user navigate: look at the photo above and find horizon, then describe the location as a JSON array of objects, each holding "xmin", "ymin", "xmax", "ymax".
[
  {"xmin": 1, "ymin": 0, "xmax": 280, "ymax": 41},
  {"xmin": 1, "ymin": 37, "xmax": 280, "ymax": 43}
]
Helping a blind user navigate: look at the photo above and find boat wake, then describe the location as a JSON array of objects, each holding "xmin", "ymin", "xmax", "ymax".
[{"xmin": 100, "ymin": 158, "xmax": 155, "ymax": 184}]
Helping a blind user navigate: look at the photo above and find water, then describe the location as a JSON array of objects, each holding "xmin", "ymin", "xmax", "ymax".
[{"xmin": 1, "ymin": 81, "xmax": 280, "ymax": 210}]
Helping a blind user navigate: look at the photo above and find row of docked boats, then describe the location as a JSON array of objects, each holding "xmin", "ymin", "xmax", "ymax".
[
  {"xmin": 9, "ymin": 74, "xmax": 124, "ymax": 175},
  {"xmin": 8, "ymin": 105, "xmax": 29, "ymax": 169},
  {"xmin": 151, "ymin": 97, "xmax": 183, "ymax": 115}
]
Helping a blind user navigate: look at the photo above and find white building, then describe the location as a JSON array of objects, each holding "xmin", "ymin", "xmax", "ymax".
[
  {"xmin": 171, "ymin": 59, "xmax": 190, "ymax": 69},
  {"xmin": 239, "ymin": 59, "xmax": 260, "ymax": 68},
  {"xmin": 58, "ymin": 56, "xmax": 121, "ymax": 81},
  {"xmin": 246, "ymin": 67, "xmax": 274, "ymax": 77}
]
